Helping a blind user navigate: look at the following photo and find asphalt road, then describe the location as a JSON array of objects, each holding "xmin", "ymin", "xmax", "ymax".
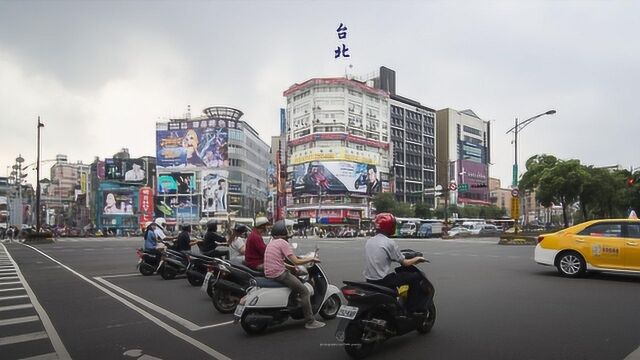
[{"xmin": 2, "ymin": 236, "xmax": 640, "ymax": 360}]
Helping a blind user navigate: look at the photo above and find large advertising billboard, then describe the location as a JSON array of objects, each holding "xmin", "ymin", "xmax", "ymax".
[
  {"xmin": 139, "ymin": 187, "xmax": 154, "ymax": 224},
  {"xmin": 156, "ymin": 120, "xmax": 234, "ymax": 169},
  {"xmin": 157, "ymin": 173, "xmax": 196, "ymax": 195},
  {"xmin": 155, "ymin": 195, "xmax": 200, "ymax": 221},
  {"xmin": 102, "ymin": 190, "xmax": 136, "ymax": 215},
  {"xmin": 105, "ymin": 158, "xmax": 147, "ymax": 183},
  {"xmin": 202, "ymin": 170, "xmax": 228, "ymax": 213},
  {"xmin": 292, "ymin": 161, "xmax": 382, "ymax": 196}
]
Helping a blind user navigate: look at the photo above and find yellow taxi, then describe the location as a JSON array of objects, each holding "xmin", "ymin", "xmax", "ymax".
[{"xmin": 534, "ymin": 219, "xmax": 640, "ymax": 277}]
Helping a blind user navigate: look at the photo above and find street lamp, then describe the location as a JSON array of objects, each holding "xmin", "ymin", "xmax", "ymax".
[
  {"xmin": 36, "ymin": 117, "xmax": 45, "ymax": 233},
  {"xmin": 505, "ymin": 110, "xmax": 556, "ymax": 187}
]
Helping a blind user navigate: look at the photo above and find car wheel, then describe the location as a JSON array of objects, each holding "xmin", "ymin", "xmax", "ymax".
[{"xmin": 556, "ymin": 251, "xmax": 586, "ymax": 278}]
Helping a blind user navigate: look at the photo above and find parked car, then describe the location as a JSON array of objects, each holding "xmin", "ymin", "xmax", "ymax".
[
  {"xmin": 535, "ymin": 219, "xmax": 640, "ymax": 277},
  {"xmin": 399, "ymin": 222, "xmax": 418, "ymax": 237},
  {"xmin": 470, "ymin": 224, "xmax": 501, "ymax": 236},
  {"xmin": 447, "ymin": 226, "xmax": 471, "ymax": 237},
  {"xmin": 416, "ymin": 223, "xmax": 432, "ymax": 238}
]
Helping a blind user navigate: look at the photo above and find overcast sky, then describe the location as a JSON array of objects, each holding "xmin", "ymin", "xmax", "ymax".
[{"xmin": 1, "ymin": 0, "xmax": 639, "ymax": 188}]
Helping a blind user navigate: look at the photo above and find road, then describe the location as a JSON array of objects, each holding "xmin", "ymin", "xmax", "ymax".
[{"xmin": 1, "ymin": 236, "xmax": 639, "ymax": 360}]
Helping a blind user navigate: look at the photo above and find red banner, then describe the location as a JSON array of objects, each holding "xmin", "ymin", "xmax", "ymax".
[{"xmin": 139, "ymin": 187, "xmax": 154, "ymax": 225}]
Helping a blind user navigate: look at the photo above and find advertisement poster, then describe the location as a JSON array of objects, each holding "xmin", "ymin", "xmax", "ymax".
[
  {"xmin": 267, "ymin": 163, "xmax": 277, "ymax": 193},
  {"xmin": 292, "ymin": 161, "xmax": 382, "ymax": 195},
  {"xmin": 103, "ymin": 190, "xmax": 135, "ymax": 215},
  {"xmin": 105, "ymin": 159, "xmax": 147, "ymax": 183},
  {"xmin": 157, "ymin": 173, "xmax": 196, "ymax": 195},
  {"xmin": 155, "ymin": 196, "xmax": 200, "ymax": 221},
  {"xmin": 202, "ymin": 170, "xmax": 228, "ymax": 213},
  {"xmin": 139, "ymin": 187, "xmax": 154, "ymax": 224},
  {"xmin": 156, "ymin": 122, "xmax": 229, "ymax": 169}
]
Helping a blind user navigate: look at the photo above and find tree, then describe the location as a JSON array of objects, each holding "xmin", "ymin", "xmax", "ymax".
[
  {"xmin": 393, "ymin": 202, "xmax": 414, "ymax": 217},
  {"xmin": 372, "ymin": 193, "xmax": 396, "ymax": 214},
  {"xmin": 414, "ymin": 202, "xmax": 432, "ymax": 218},
  {"xmin": 537, "ymin": 159, "xmax": 588, "ymax": 227}
]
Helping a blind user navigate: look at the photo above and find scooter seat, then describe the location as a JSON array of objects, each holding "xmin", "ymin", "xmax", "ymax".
[
  {"xmin": 187, "ymin": 253, "xmax": 215, "ymax": 262},
  {"xmin": 232, "ymin": 263, "xmax": 264, "ymax": 277},
  {"xmin": 255, "ymin": 277, "xmax": 286, "ymax": 288},
  {"xmin": 343, "ymin": 281, "xmax": 398, "ymax": 297}
]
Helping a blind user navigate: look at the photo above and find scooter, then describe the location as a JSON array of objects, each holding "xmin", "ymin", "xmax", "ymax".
[
  {"xmin": 234, "ymin": 248, "xmax": 342, "ymax": 335},
  {"xmin": 208, "ymin": 258, "xmax": 264, "ymax": 314},
  {"xmin": 136, "ymin": 241, "xmax": 173, "ymax": 276},
  {"xmin": 334, "ymin": 249, "xmax": 436, "ymax": 359},
  {"xmin": 160, "ymin": 249, "xmax": 189, "ymax": 280},
  {"xmin": 185, "ymin": 253, "xmax": 217, "ymax": 287}
]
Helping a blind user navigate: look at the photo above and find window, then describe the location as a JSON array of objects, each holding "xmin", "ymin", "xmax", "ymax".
[
  {"xmin": 463, "ymin": 125, "xmax": 482, "ymax": 136},
  {"xmin": 626, "ymin": 223, "xmax": 640, "ymax": 238},
  {"xmin": 578, "ymin": 223, "xmax": 622, "ymax": 237}
]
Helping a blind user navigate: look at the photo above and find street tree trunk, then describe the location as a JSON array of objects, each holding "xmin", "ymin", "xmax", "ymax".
[{"xmin": 561, "ymin": 197, "xmax": 569, "ymax": 228}]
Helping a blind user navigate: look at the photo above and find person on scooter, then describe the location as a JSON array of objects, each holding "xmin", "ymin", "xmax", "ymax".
[
  {"xmin": 227, "ymin": 223, "xmax": 249, "ymax": 263},
  {"xmin": 175, "ymin": 225, "xmax": 199, "ymax": 252},
  {"xmin": 264, "ymin": 220, "xmax": 325, "ymax": 329},
  {"xmin": 200, "ymin": 221, "xmax": 229, "ymax": 258},
  {"xmin": 154, "ymin": 217, "xmax": 177, "ymax": 249},
  {"xmin": 364, "ymin": 213, "xmax": 429, "ymax": 314},
  {"xmin": 143, "ymin": 222, "xmax": 162, "ymax": 254},
  {"xmin": 244, "ymin": 216, "xmax": 270, "ymax": 270}
]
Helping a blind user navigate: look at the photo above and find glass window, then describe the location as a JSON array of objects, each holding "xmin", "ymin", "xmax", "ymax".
[
  {"xmin": 626, "ymin": 223, "xmax": 640, "ymax": 238},
  {"xmin": 578, "ymin": 223, "xmax": 622, "ymax": 237}
]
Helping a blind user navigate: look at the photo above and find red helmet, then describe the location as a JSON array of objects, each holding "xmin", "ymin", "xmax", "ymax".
[{"xmin": 374, "ymin": 213, "xmax": 396, "ymax": 236}]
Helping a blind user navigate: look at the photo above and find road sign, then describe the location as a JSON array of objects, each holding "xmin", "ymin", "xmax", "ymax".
[
  {"xmin": 511, "ymin": 197, "xmax": 521, "ymax": 220},
  {"xmin": 511, "ymin": 188, "xmax": 520, "ymax": 198},
  {"xmin": 458, "ymin": 183, "xmax": 469, "ymax": 193},
  {"xmin": 449, "ymin": 183, "xmax": 457, "ymax": 191}
]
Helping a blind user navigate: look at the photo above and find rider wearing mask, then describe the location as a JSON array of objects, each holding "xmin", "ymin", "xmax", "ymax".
[
  {"xmin": 227, "ymin": 224, "xmax": 249, "ymax": 263},
  {"xmin": 244, "ymin": 217, "xmax": 270, "ymax": 270},
  {"xmin": 201, "ymin": 221, "xmax": 229, "ymax": 258},
  {"xmin": 364, "ymin": 213, "xmax": 429, "ymax": 314},
  {"xmin": 175, "ymin": 225, "xmax": 199, "ymax": 252},
  {"xmin": 264, "ymin": 220, "xmax": 325, "ymax": 329}
]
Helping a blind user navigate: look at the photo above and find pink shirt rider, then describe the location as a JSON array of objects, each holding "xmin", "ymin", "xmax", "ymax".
[{"xmin": 263, "ymin": 238, "xmax": 294, "ymax": 278}]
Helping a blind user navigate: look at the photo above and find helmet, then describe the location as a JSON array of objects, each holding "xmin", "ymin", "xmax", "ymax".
[
  {"xmin": 255, "ymin": 217, "xmax": 270, "ymax": 228},
  {"xmin": 154, "ymin": 218, "xmax": 167, "ymax": 229},
  {"xmin": 207, "ymin": 221, "xmax": 218, "ymax": 232},
  {"xmin": 181, "ymin": 225, "xmax": 191, "ymax": 232},
  {"xmin": 234, "ymin": 224, "xmax": 250, "ymax": 234},
  {"xmin": 270, "ymin": 220, "xmax": 290, "ymax": 238},
  {"xmin": 144, "ymin": 221, "xmax": 152, "ymax": 228},
  {"xmin": 374, "ymin": 213, "xmax": 396, "ymax": 236}
]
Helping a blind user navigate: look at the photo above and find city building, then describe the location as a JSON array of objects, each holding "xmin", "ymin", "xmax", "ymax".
[
  {"xmin": 155, "ymin": 106, "xmax": 270, "ymax": 227},
  {"xmin": 283, "ymin": 77, "xmax": 392, "ymax": 226},
  {"xmin": 436, "ymin": 108, "xmax": 491, "ymax": 206},
  {"xmin": 41, "ymin": 155, "xmax": 91, "ymax": 227},
  {"xmin": 0, "ymin": 177, "xmax": 9, "ymax": 228},
  {"xmin": 369, "ymin": 67, "xmax": 437, "ymax": 205},
  {"xmin": 489, "ymin": 177, "xmax": 512, "ymax": 214}
]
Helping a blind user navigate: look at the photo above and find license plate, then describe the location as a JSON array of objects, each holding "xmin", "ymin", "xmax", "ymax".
[
  {"xmin": 337, "ymin": 305, "xmax": 358, "ymax": 320},
  {"xmin": 234, "ymin": 304, "xmax": 244, "ymax": 318},
  {"xmin": 201, "ymin": 271, "xmax": 213, "ymax": 292}
]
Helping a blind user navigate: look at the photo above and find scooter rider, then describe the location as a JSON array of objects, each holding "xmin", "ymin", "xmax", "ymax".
[
  {"xmin": 175, "ymin": 225, "xmax": 199, "ymax": 252},
  {"xmin": 264, "ymin": 220, "xmax": 325, "ymax": 329},
  {"xmin": 143, "ymin": 222, "xmax": 161, "ymax": 252},
  {"xmin": 154, "ymin": 218, "xmax": 177, "ymax": 250},
  {"xmin": 364, "ymin": 213, "xmax": 428, "ymax": 314},
  {"xmin": 244, "ymin": 216, "xmax": 270, "ymax": 271},
  {"xmin": 201, "ymin": 221, "xmax": 229, "ymax": 258}
]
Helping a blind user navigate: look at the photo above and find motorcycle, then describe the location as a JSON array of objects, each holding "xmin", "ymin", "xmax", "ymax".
[
  {"xmin": 335, "ymin": 249, "xmax": 436, "ymax": 359},
  {"xmin": 208, "ymin": 258, "xmax": 264, "ymax": 314},
  {"xmin": 136, "ymin": 241, "xmax": 173, "ymax": 276},
  {"xmin": 234, "ymin": 247, "xmax": 342, "ymax": 335},
  {"xmin": 159, "ymin": 248, "xmax": 189, "ymax": 280},
  {"xmin": 185, "ymin": 253, "xmax": 217, "ymax": 287}
]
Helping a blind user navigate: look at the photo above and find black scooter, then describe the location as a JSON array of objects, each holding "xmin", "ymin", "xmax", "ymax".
[
  {"xmin": 136, "ymin": 241, "xmax": 173, "ymax": 276},
  {"xmin": 160, "ymin": 249, "xmax": 190, "ymax": 280},
  {"xmin": 185, "ymin": 253, "xmax": 217, "ymax": 287},
  {"xmin": 207, "ymin": 258, "xmax": 263, "ymax": 313},
  {"xmin": 335, "ymin": 249, "xmax": 436, "ymax": 359}
]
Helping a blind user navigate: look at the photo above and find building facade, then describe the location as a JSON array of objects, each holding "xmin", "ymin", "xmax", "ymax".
[
  {"xmin": 370, "ymin": 67, "xmax": 437, "ymax": 205},
  {"xmin": 283, "ymin": 77, "xmax": 392, "ymax": 225},
  {"xmin": 155, "ymin": 106, "xmax": 270, "ymax": 227},
  {"xmin": 436, "ymin": 108, "xmax": 491, "ymax": 206},
  {"xmin": 42, "ymin": 154, "xmax": 92, "ymax": 227}
]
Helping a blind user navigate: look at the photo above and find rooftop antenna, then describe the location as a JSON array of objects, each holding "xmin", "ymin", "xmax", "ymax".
[
  {"xmin": 345, "ymin": 64, "xmax": 353, "ymax": 79},
  {"xmin": 186, "ymin": 104, "xmax": 192, "ymax": 120}
]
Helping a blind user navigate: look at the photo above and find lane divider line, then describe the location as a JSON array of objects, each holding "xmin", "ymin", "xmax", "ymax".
[
  {"xmin": 1, "ymin": 244, "xmax": 71, "ymax": 359},
  {"xmin": 19, "ymin": 243, "xmax": 231, "ymax": 360}
]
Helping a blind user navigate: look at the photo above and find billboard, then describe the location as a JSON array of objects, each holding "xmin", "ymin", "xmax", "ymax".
[
  {"xmin": 139, "ymin": 187, "xmax": 154, "ymax": 224},
  {"xmin": 102, "ymin": 190, "xmax": 136, "ymax": 215},
  {"xmin": 157, "ymin": 173, "xmax": 196, "ymax": 195},
  {"xmin": 292, "ymin": 161, "xmax": 382, "ymax": 196},
  {"xmin": 156, "ymin": 121, "xmax": 230, "ymax": 169},
  {"xmin": 105, "ymin": 159, "xmax": 147, "ymax": 183},
  {"xmin": 155, "ymin": 195, "xmax": 200, "ymax": 221},
  {"xmin": 202, "ymin": 170, "xmax": 229, "ymax": 213}
]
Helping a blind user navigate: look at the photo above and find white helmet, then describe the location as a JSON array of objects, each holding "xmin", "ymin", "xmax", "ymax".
[
  {"xmin": 154, "ymin": 218, "xmax": 167, "ymax": 229},
  {"xmin": 255, "ymin": 217, "xmax": 271, "ymax": 228}
]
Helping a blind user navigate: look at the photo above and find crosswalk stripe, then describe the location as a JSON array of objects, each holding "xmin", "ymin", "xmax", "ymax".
[
  {"xmin": 0, "ymin": 331, "xmax": 48, "ymax": 346},
  {"xmin": 21, "ymin": 353, "xmax": 59, "ymax": 360},
  {"xmin": 0, "ymin": 303, "xmax": 33, "ymax": 312},
  {"xmin": 0, "ymin": 294, "xmax": 29, "ymax": 301},
  {"xmin": 0, "ymin": 287, "xmax": 24, "ymax": 293},
  {"xmin": 0, "ymin": 315, "xmax": 39, "ymax": 326},
  {"xmin": 0, "ymin": 281, "xmax": 21, "ymax": 286},
  {"xmin": 0, "ymin": 276, "xmax": 19, "ymax": 281}
]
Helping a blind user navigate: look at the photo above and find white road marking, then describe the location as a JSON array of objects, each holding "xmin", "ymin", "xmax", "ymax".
[
  {"xmin": 0, "ymin": 315, "xmax": 40, "ymax": 326},
  {"xmin": 0, "ymin": 303, "xmax": 34, "ymax": 312},
  {"xmin": 0, "ymin": 276, "xmax": 19, "ymax": 281},
  {"xmin": 99, "ymin": 273, "xmax": 141, "ymax": 279},
  {"xmin": 0, "ymin": 331, "xmax": 48, "ymax": 345},
  {"xmin": 21, "ymin": 243, "xmax": 231, "ymax": 360},
  {"xmin": 0, "ymin": 281, "xmax": 21, "ymax": 286},
  {"xmin": 625, "ymin": 345, "xmax": 640, "ymax": 360},
  {"xmin": 94, "ymin": 277, "xmax": 232, "ymax": 331},
  {"xmin": 0, "ymin": 294, "xmax": 29, "ymax": 301},
  {"xmin": 0, "ymin": 287, "xmax": 24, "ymax": 292},
  {"xmin": 1, "ymin": 244, "xmax": 71, "ymax": 359},
  {"xmin": 20, "ymin": 353, "xmax": 59, "ymax": 360}
]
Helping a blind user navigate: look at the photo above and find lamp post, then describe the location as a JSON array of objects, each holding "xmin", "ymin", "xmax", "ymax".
[
  {"xmin": 506, "ymin": 110, "xmax": 556, "ymax": 187},
  {"xmin": 36, "ymin": 117, "xmax": 44, "ymax": 233}
]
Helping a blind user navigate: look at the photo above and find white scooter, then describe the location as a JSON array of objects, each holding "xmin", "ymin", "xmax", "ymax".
[{"xmin": 234, "ymin": 246, "xmax": 342, "ymax": 335}]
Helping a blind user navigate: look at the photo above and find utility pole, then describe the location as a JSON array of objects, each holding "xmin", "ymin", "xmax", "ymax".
[{"xmin": 36, "ymin": 117, "xmax": 44, "ymax": 233}]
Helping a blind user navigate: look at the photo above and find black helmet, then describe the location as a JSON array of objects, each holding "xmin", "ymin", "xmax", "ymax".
[
  {"xmin": 181, "ymin": 225, "xmax": 191, "ymax": 232},
  {"xmin": 234, "ymin": 224, "xmax": 250, "ymax": 234},
  {"xmin": 207, "ymin": 221, "xmax": 218, "ymax": 232},
  {"xmin": 270, "ymin": 220, "xmax": 290, "ymax": 238}
]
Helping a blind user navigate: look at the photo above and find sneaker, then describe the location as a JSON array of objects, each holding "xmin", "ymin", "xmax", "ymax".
[{"xmin": 305, "ymin": 320, "xmax": 326, "ymax": 329}]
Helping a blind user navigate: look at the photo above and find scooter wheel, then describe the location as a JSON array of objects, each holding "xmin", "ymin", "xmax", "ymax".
[
  {"xmin": 139, "ymin": 263, "xmax": 154, "ymax": 276},
  {"xmin": 416, "ymin": 302, "xmax": 436, "ymax": 334},
  {"xmin": 344, "ymin": 321, "xmax": 375, "ymax": 359},
  {"xmin": 160, "ymin": 266, "xmax": 177, "ymax": 280},
  {"xmin": 241, "ymin": 311, "xmax": 268, "ymax": 335},
  {"xmin": 187, "ymin": 273, "xmax": 203, "ymax": 287},
  {"xmin": 319, "ymin": 294, "xmax": 341, "ymax": 320},
  {"xmin": 212, "ymin": 290, "xmax": 239, "ymax": 314}
]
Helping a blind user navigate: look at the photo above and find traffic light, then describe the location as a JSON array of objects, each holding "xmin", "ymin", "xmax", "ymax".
[{"xmin": 471, "ymin": 183, "xmax": 487, "ymax": 188}]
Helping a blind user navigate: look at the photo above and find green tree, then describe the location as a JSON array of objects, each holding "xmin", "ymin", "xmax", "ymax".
[
  {"xmin": 393, "ymin": 202, "xmax": 414, "ymax": 217},
  {"xmin": 372, "ymin": 193, "xmax": 396, "ymax": 214},
  {"xmin": 538, "ymin": 159, "xmax": 588, "ymax": 227},
  {"xmin": 414, "ymin": 202, "xmax": 432, "ymax": 218}
]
